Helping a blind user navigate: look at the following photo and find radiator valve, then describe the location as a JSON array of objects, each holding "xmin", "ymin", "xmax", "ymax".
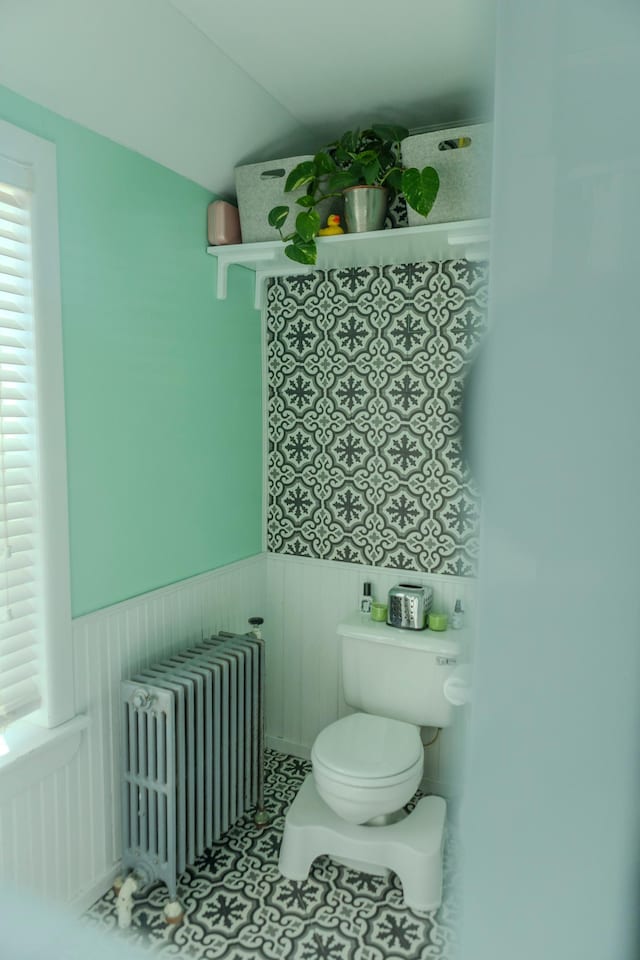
[
  {"xmin": 248, "ymin": 616, "xmax": 264, "ymax": 640},
  {"xmin": 131, "ymin": 688, "xmax": 154, "ymax": 710}
]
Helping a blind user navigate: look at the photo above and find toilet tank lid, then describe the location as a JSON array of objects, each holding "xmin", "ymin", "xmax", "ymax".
[
  {"xmin": 337, "ymin": 612, "xmax": 465, "ymax": 655},
  {"xmin": 312, "ymin": 713, "xmax": 423, "ymax": 780}
]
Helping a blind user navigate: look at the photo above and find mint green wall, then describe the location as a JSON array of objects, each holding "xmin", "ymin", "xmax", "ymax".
[{"xmin": 0, "ymin": 85, "xmax": 263, "ymax": 617}]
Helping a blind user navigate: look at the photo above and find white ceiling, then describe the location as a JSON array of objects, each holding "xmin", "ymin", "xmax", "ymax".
[
  {"xmin": 172, "ymin": 0, "xmax": 497, "ymax": 140},
  {"xmin": 0, "ymin": 0, "xmax": 496, "ymax": 197}
]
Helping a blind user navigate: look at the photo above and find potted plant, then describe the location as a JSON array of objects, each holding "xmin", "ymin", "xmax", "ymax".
[{"xmin": 267, "ymin": 124, "xmax": 440, "ymax": 264}]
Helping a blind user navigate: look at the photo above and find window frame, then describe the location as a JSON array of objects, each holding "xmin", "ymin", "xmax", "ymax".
[{"xmin": 0, "ymin": 119, "xmax": 73, "ymax": 730}]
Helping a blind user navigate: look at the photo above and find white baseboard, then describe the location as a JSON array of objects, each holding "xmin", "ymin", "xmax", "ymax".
[
  {"xmin": 69, "ymin": 863, "xmax": 122, "ymax": 916},
  {"xmin": 420, "ymin": 776, "xmax": 459, "ymax": 800},
  {"xmin": 266, "ymin": 736, "xmax": 310, "ymax": 761}
]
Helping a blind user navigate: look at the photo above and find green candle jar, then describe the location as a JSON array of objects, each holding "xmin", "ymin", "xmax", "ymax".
[
  {"xmin": 428, "ymin": 611, "xmax": 448, "ymax": 631},
  {"xmin": 371, "ymin": 601, "xmax": 388, "ymax": 622}
]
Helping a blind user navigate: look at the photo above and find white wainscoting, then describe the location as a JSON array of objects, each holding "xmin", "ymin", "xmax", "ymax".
[
  {"xmin": 0, "ymin": 553, "xmax": 266, "ymax": 913},
  {"xmin": 0, "ymin": 549, "xmax": 473, "ymax": 913},
  {"xmin": 263, "ymin": 553, "xmax": 475, "ymax": 798}
]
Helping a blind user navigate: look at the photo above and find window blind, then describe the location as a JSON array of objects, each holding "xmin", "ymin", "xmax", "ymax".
[{"xmin": 0, "ymin": 180, "xmax": 41, "ymax": 728}]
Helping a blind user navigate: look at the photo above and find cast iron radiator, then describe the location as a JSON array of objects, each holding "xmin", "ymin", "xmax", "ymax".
[{"xmin": 119, "ymin": 629, "xmax": 265, "ymax": 919}]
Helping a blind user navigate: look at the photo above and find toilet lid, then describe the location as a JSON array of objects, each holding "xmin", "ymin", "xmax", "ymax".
[{"xmin": 312, "ymin": 713, "xmax": 422, "ymax": 780}]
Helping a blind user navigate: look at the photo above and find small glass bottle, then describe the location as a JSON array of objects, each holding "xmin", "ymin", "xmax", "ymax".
[
  {"xmin": 451, "ymin": 598, "xmax": 464, "ymax": 629},
  {"xmin": 360, "ymin": 582, "xmax": 372, "ymax": 614}
]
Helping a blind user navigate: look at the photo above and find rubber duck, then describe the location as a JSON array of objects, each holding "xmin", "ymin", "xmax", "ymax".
[{"xmin": 318, "ymin": 214, "xmax": 345, "ymax": 236}]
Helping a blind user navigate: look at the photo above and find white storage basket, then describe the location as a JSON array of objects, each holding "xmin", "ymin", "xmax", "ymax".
[
  {"xmin": 235, "ymin": 155, "xmax": 336, "ymax": 243},
  {"xmin": 401, "ymin": 123, "xmax": 493, "ymax": 226}
]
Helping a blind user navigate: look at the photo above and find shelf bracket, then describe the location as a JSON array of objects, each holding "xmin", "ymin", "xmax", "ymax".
[
  {"xmin": 447, "ymin": 230, "xmax": 490, "ymax": 262},
  {"xmin": 210, "ymin": 246, "xmax": 281, "ymax": 302},
  {"xmin": 215, "ymin": 254, "xmax": 229, "ymax": 300}
]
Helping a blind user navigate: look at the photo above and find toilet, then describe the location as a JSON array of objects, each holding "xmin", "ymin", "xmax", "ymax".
[{"xmin": 278, "ymin": 611, "xmax": 463, "ymax": 913}]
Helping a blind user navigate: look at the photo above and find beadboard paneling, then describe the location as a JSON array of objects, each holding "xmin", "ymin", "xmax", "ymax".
[
  {"xmin": 0, "ymin": 549, "xmax": 471, "ymax": 913},
  {"xmin": 0, "ymin": 554, "xmax": 266, "ymax": 912},
  {"xmin": 264, "ymin": 552, "xmax": 474, "ymax": 795}
]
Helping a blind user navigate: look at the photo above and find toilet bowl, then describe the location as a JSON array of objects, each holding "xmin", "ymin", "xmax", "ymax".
[{"xmin": 311, "ymin": 712, "xmax": 424, "ymax": 824}]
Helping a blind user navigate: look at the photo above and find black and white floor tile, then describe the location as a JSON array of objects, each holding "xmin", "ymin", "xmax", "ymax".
[{"xmin": 86, "ymin": 751, "xmax": 460, "ymax": 959}]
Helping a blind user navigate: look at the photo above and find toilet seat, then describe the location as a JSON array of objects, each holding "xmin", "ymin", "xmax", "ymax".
[
  {"xmin": 310, "ymin": 713, "xmax": 424, "ymax": 824},
  {"xmin": 311, "ymin": 713, "xmax": 423, "ymax": 785},
  {"xmin": 312, "ymin": 752, "xmax": 424, "ymax": 792}
]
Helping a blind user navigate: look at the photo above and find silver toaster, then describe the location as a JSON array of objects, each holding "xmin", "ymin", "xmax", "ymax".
[{"xmin": 387, "ymin": 583, "xmax": 433, "ymax": 630}]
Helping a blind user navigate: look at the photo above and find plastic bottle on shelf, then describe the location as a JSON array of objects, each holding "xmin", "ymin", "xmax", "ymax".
[
  {"xmin": 360, "ymin": 582, "xmax": 372, "ymax": 615},
  {"xmin": 451, "ymin": 599, "xmax": 464, "ymax": 629}
]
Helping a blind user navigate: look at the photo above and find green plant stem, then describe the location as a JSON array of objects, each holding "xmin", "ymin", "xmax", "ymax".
[
  {"xmin": 313, "ymin": 191, "xmax": 344, "ymax": 202},
  {"xmin": 378, "ymin": 165, "xmax": 404, "ymax": 185}
]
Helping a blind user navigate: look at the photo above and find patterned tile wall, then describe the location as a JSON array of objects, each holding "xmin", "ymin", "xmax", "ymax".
[{"xmin": 266, "ymin": 259, "xmax": 488, "ymax": 576}]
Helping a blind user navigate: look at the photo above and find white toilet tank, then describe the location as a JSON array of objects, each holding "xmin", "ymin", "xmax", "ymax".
[{"xmin": 338, "ymin": 613, "xmax": 464, "ymax": 728}]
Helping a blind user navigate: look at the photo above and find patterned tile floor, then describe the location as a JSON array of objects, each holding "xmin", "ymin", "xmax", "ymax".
[{"xmin": 86, "ymin": 751, "xmax": 459, "ymax": 959}]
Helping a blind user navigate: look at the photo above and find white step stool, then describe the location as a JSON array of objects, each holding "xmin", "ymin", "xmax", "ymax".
[{"xmin": 278, "ymin": 774, "xmax": 446, "ymax": 913}]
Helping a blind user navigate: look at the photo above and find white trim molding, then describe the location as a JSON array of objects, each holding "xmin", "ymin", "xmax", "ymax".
[
  {"xmin": 0, "ymin": 119, "xmax": 72, "ymax": 730},
  {"xmin": 0, "ymin": 715, "xmax": 88, "ymax": 805}
]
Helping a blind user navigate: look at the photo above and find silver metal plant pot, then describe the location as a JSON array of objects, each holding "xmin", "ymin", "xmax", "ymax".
[{"xmin": 343, "ymin": 185, "xmax": 388, "ymax": 233}]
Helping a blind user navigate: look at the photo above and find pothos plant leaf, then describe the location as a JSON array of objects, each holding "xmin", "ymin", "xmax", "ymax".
[
  {"xmin": 296, "ymin": 194, "xmax": 317, "ymax": 207},
  {"xmin": 402, "ymin": 166, "xmax": 440, "ymax": 218},
  {"xmin": 354, "ymin": 149, "xmax": 379, "ymax": 166},
  {"xmin": 339, "ymin": 129, "xmax": 360, "ymax": 154},
  {"xmin": 384, "ymin": 167, "xmax": 404, "ymax": 192},
  {"xmin": 328, "ymin": 169, "xmax": 361, "ymax": 192},
  {"xmin": 295, "ymin": 209, "xmax": 321, "ymax": 242},
  {"xmin": 378, "ymin": 145, "xmax": 397, "ymax": 167},
  {"xmin": 284, "ymin": 160, "xmax": 317, "ymax": 193},
  {"xmin": 284, "ymin": 240, "xmax": 317, "ymax": 265},
  {"xmin": 333, "ymin": 143, "xmax": 350, "ymax": 164},
  {"xmin": 313, "ymin": 151, "xmax": 336, "ymax": 175},
  {"xmin": 268, "ymin": 205, "xmax": 290, "ymax": 230},
  {"xmin": 360, "ymin": 158, "xmax": 381, "ymax": 184},
  {"xmin": 372, "ymin": 123, "xmax": 410, "ymax": 143}
]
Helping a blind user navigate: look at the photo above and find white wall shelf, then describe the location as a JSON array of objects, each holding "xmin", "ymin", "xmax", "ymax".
[{"xmin": 207, "ymin": 218, "xmax": 490, "ymax": 309}]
